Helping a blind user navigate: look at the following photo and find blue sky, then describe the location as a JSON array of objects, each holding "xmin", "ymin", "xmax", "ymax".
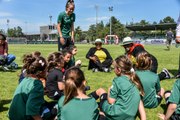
[{"xmin": 0, "ymin": 0, "xmax": 180, "ymax": 34}]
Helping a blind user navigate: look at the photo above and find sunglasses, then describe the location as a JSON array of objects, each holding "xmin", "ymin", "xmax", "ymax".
[{"xmin": 95, "ymin": 43, "xmax": 102, "ymax": 46}]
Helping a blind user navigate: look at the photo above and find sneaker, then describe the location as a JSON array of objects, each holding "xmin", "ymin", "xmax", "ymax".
[
  {"xmin": 103, "ymin": 68, "xmax": 110, "ymax": 72},
  {"xmin": 162, "ymin": 68, "xmax": 171, "ymax": 79},
  {"xmin": 92, "ymin": 68, "xmax": 98, "ymax": 72},
  {"xmin": 176, "ymin": 72, "xmax": 180, "ymax": 78},
  {"xmin": 2, "ymin": 65, "xmax": 9, "ymax": 71},
  {"xmin": 10, "ymin": 62, "xmax": 18, "ymax": 69}
]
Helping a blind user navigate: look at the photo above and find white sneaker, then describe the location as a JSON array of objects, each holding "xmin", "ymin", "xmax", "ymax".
[
  {"xmin": 162, "ymin": 68, "xmax": 171, "ymax": 79},
  {"xmin": 2, "ymin": 65, "xmax": 9, "ymax": 71},
  {"xmin": 92, "ymin": 68, "xmax": 98, "ymax": 72}
]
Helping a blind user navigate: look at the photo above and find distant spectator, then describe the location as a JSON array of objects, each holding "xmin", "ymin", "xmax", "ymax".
[
  {"xmin": 86, "ymin": 39, "xmax": 113, "ymax": 72},
  {"xmin": 166, "ymin": 28, "xmax": 174, "ymax": 50},
  {"xmin": 0, "ymin": 33, "xmax": 16, "ymax": 71}
]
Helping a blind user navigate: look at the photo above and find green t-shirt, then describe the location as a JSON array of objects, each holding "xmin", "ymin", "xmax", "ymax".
[
  {"xmin": 136, "ymin": 70, "xmax": 161, "ymax": 108},
  {"xmin": 57, "ymin": 11, "xmax": 75, "ymax": 38},
  {"xmin": 168, "ymin": 79, "xmax": 180, "ymax": 114},
  {"xmin": 8, "ymin": 77, "xmax": 44, "ymax": 120},
  {"xmin": 102, "ymin": 76, "xmax": 140, "ymax": 120},
  {"xmin": 58, "ymin": 96, "xmax": 99, "ymax": 120}
]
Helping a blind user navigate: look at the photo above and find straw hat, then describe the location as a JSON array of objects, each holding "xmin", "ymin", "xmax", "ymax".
[{"xmin": 121, "ymin": 37, "xmax": 133, "ymax": 46}]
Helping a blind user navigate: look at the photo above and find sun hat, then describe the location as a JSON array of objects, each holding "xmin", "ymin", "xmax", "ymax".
[
  {"xmin": 121, "ymin": 37, "xmax": 133, "ymax": 46},
  {"xmin": 95, "ymin": 39, "xmax": 102, "ymax": 43}
]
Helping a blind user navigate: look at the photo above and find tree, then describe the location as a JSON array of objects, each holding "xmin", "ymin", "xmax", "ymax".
[
  {"xmin": 159, "ymin": 16, "xmax": 175, "ymax": 24},
  {"xmin": 0, "ymin": 29, "xmax": 5, "ymax": 34},
  {"xmin": 7, "ymin": 26, "xmax": 24, "ymax": 37},
  {"xmin": 75, "ymin": 26, "xmax": 82, "ymax": 42},
  {"xmin": 87, "ymin": 24, "xmax": 96, "ymax": 42},
  {"xmin": 105, "ymin": 16, "xmax": 126, "ymax": 41}
]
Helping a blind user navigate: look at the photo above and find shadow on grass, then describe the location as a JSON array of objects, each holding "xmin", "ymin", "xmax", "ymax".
[
  {"xmin": 0, "ymin": 66, "xmax": 22, "ymax": 72},
  {"xmin": 160, "ymin": 104, "xmax": 167, "ymax": 114},
  {"xmin": 0, "ymin": 99, "xmax": 12, "ymax": 112},
  {"xmin": 163, "ymin": 48, "xmax": 170, "ymax": 51},
  {"xmin": 168, "ymin": 69, "xmax": 180, "ymax": 77}
]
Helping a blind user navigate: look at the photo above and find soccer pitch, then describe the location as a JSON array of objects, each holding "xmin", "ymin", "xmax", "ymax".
[{"xmin": 0, "ymin": 44, "xmax": 179, "ymax": 120}]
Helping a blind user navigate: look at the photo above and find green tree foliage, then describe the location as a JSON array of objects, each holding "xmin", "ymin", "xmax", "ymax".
[
  {"xmin": 159, "ymin": 16, "xmax": 175, "ymax": 24},
  {"xmin": 7, "ymin": 26, "xmax": 24, "ymax": 37},
  {"xmin": 75, "ymin": 26, "xmax": 82, "ymax": 42}
]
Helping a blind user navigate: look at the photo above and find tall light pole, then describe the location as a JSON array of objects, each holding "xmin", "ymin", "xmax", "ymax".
[
  {"xmin": 7, "ymin": 19, "xmax": 10, "ymax": 36},
  {"xmin": 49, "ymin": 15, "xmax": 52, "ymax": 25},
  {"xmin": 95, "ymin": 5, "xmax": 98, "ymax": 39},
  {"xmin": 25, "ymin": 21, "xmax": 28, "ymax": 38},
  {"xmin": 108, "ymin": 6, "xmax": 113, "ymax": 43},
  {"xmin": 95, "ymin": 5, "xmax": 98, "ymax": 26},
  {"xmin": 49, "ymin": 15, "xmax": 52, "ymax": 40}
]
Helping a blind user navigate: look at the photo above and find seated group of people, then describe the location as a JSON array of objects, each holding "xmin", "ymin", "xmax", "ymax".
[{"xmin": 7, "ymin": 36, "xmax": 180, "ymax": 120}]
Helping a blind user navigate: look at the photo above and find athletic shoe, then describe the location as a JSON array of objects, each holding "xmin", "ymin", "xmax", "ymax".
[
  {"xmin": 92, "ymin": 68, "xmax": 98, "ymax": 72},
  {"xmin": 10, "ymin": 62, "xmax": 18, "ymax": 69},
  {"xmin": 2, "ymin": 65, "xmax": 9, "ymax": 71},
  {"xmin": 162, "ymin": 68, "xmax": 171, "ymax": 79},
  {"xmin": 103, "ymin": 68, "xmax": 110, "ymax": 72},
  {"xmin": 176, "ymin": 73, "xmax": 180, "ymax": 78}
]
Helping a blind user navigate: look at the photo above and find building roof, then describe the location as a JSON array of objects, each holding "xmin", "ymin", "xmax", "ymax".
[{"xmin": 126, "ymin": 23, "xmax": 177, "ymax": 31}]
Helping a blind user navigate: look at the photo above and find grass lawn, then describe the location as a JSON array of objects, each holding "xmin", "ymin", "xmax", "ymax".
[{"xmin": 0, "ymin": 43, "xmax": 180, "ymax": 120}]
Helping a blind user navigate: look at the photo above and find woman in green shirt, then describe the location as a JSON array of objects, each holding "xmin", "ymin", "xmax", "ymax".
[
  {"xmin": 135, "ymin": 51, "xmax": 164, "ymax": 108},
  {"xmin": 9, "ymin": 56, "xmax": 47, "ymax": 120},
  {"xmin": 102, "ymin": 55, "xmax": 146, "ymax": 120},
  {"xmin": 57, "ymin": 0, "xmax": 75, "ymax": 51},
  {"xmin": 57, "ymin": 67, "xmax": 100, "ymax": 120}
]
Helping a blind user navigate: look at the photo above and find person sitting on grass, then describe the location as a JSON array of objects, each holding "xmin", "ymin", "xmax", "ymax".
[
  {"xmin": 46, "ymin": 52, "xmax": 65, "ymax": 100},
  {"xmin": 68, "ymin": 45, "xmax": 82, "ymax": 68},
  {"xmin": 19, "ymin": 51, "xmax": 42, "ymax": 83},
  {"xmin": 0, "ymin": 33, "xmax": 16, "ymax": 71},
  {"xmin": 121, "ymin": 36, "xmax": 172, "ymax": 80},
  {"xmin": 61, "ymin": 48, "xmax": 72, "ymax": 72},
  {"xmin": 98, "ymin": 55, "xmax": 146, "ymax": 120},
  {"xmin": 86, "ymin": 38, "xmax": 113, "ymax": 72},
  {"xmin": 135, "ymin": 51, "xmax": 165, "ymax": 108},
  {"xmin": 9, "ymin": 56, "xmax": 53, "ymax": 120},
  {"xmin": 57, "ymin": 67, "xmax": 101, "ymax": 120},
  {"xmin": 158, "ymin": 78, "xmax": 180, "ymax": 120}
]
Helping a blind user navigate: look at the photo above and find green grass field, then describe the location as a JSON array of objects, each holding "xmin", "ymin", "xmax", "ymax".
[{"xmin": 0, "ymin": 44, "xmax": 180, "ymax": 120}]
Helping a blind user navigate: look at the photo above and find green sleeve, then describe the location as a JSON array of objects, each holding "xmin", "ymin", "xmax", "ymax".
[
  {"xmin": 92, "ymin": 99, "xmax": 99, "ymax": 120},
  {"xmin": 155, "ymin": 77, "xmax": 161, "ymax": 93},
  {"xmin": 57, "ymin": 96, "xmax": 65, "ymax": 120},
  {"xmin": 72, "ymin": 13, "xmax": 75, "ymax": 22},
  {"xmin": 168, "ymin": 80, "xmax": 180, "ymax": 104},
  {"xmin": 26, "ymin": 80, "xmax": 44, "ymax": 116},
  {"xmin": 110, "ymin": 78, "xmax": 119, "ymax": 99},
  {"xmin": 57, "ymin": 12, "xmax": 64, "ymax": 24}
]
